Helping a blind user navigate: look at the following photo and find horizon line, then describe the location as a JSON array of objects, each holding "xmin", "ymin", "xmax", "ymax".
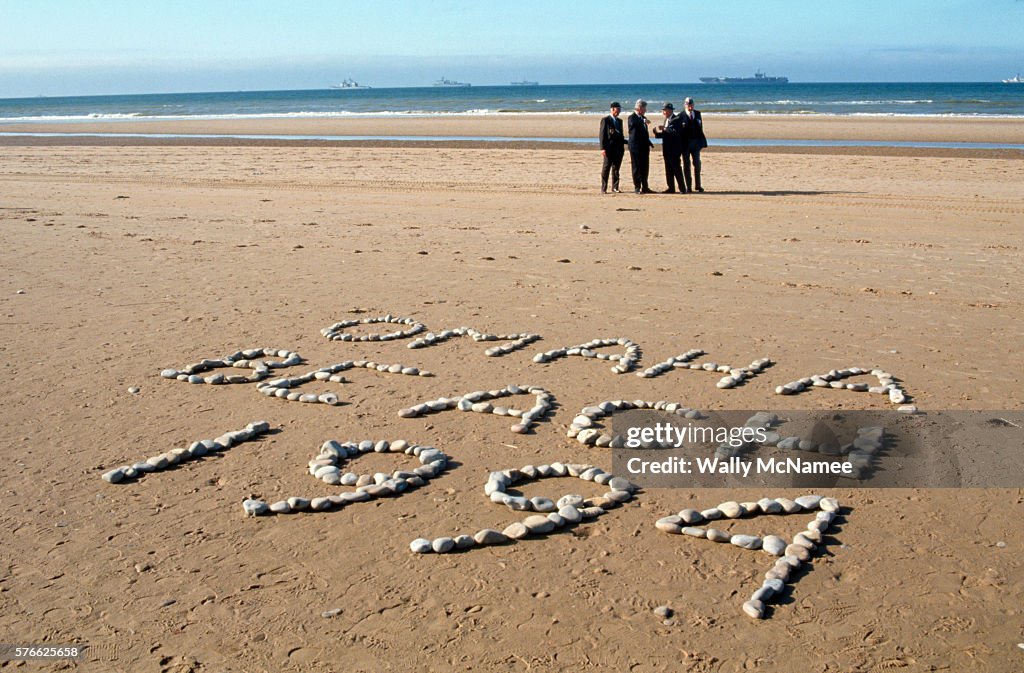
[{"xmin": 1, "ymin": 80, "xmax": 1017, "ymax": 101}]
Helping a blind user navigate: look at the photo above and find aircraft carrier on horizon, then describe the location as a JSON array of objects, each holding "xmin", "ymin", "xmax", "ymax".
[{"xmin": 700, "ymin": 70, "xmax": 789, "ymax": 84}]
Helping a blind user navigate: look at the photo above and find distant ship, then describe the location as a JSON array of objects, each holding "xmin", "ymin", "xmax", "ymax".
[
  {"xmin": 434, "ymin": 77, "xmax": 471, "ymax": 87},
  {"xmin": 700, "ymin": 70, "xmax": 789, "ymax": 84},
  {"xmin": 330, "ymin": 78, "xmax": 370, "ymax": 89},
  {"xmin": 1004, "ymin": 74, "xmax": 1023, "ymax": 84},
  {"xmin": 510, "ymin": 80, "xmax": 539, "ymax": 86}
]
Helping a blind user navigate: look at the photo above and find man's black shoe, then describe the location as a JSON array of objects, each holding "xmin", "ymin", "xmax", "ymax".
[
  {"xmin": 696, "ymin": 187, "xmax": 705, "ymax": 193},
  {"xmin": 661, "ymin": 189, "xmax": 675, "ymax": 194}
]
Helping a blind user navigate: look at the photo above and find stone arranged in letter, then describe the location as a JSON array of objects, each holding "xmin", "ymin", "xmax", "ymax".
[
  {"xmin": 160, "ymin": 348, "xmax": 302, "ymax": 384},
  {"xmin": 410, "ymin": 462, "xmax": 638, "ymax": 553},
  {"xmin": 101, "ymin": 421, "xmax": 272, "ymax": 484},
  {"xmin": 655, "ymin": 494, "xmax": 842, "ymax": 619}
]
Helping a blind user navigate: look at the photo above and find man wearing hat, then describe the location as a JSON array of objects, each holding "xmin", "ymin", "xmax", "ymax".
[
  {"xmin": 653, "ymin": 102, "xmax": 685, "ymax": 193},
  {"xmin": 627, "ymin": 99, "xmax": 655, "ymax": 193},
  {"xmin": 599, "ymin": 101, "xmax": 625, "ymax": 193},
  {"xmin": 679, "ymin": 97, "xmax": 708, "ymax": 193}
]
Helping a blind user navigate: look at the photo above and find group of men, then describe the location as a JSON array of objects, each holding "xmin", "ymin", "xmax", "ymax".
[{"xmin": 599, "ymin": 98, "xmax": 708, "ymax": 194}]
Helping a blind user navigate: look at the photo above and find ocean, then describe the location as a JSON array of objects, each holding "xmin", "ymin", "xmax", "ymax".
[{"xmin": 1, "ymin": 82, "xmax": 1022, "ymax": 121}]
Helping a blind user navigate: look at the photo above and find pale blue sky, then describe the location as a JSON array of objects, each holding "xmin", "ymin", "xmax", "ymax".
[{"xmin": 1, "ymin": 0, "xmax": 1022, "ymax": 96}]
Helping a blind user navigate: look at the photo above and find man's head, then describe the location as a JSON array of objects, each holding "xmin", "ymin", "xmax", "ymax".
[
  {"xmin": 684, "ymin": 97, "xmax": 695, "ymax": 110},
  {"xmin": 661, "ymin": 102, "xmax": 674, "ymax": 118},
  {"xmin": 635, "ymin": 99, "xmax": 647, "ymax": 114},
  {"xmin": 610, "ymin": 101, "xmax": 621, "ymax": 117}
]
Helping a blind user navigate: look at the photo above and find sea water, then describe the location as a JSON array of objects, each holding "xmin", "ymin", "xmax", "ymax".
[{"xmin": 1, "ymin": 82, "xmax": 1022, "ymax": 121}]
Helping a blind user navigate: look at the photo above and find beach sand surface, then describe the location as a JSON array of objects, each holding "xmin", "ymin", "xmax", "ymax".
[{"xmin": 0, "ymin": 116, "xmax": 1022, "ymax": 672}]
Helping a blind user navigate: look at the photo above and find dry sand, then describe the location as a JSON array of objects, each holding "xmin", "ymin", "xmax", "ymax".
[{"xmin": 1, "ymin": 116, "xmax": 1022, "ymax": 672}]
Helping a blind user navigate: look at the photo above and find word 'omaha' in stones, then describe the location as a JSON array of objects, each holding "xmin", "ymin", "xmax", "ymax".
[
  {"xmin": 407, "ymin": 327, "xmax": 541, "ymax": 357},
  {"xmin": 160, "ymin": 348, "xmax": 302, "ymax": 385},
  {"xmin": 411, "ymin": 462, "xmax": 638, "ymax": 553},
  {"xmin": 568, "ymin": 400, "xmax": 704, "ymax": 447},
  {"xmin": 244, "ymin": 439, "xmax": 449, "ymax": 516},
  {"xmin": 655, "ymin": 495, "xmax": 842, "ymax": 620},
  {"xmin": 101, "ymin": 421, "xmax": 272, "ymax": 484},
  {"xmin": 775, "ymin": 367, "xmax": 910, "ymax": 405},
  {"xmin": 321, "ymin": 314, "xmax": 426, "ymax": 342},
  {"xmin": 533, "ymin": 338, "xmax": 641, "ymax": 374},
  {"xmin": 399, "ymin": 384, "xmax": 553, "ymax": 434}
]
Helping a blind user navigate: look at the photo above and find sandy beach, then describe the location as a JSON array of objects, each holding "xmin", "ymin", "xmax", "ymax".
[
  {"xmin": 1, "ymin": 115, "xmax": 1022, "ymax": 672},
  {"xmin": 4, "ymin": 113, "xmax": 1024, "ymax": 145}
]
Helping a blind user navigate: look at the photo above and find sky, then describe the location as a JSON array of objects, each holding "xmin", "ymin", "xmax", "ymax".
[{"xmin": 1, "ymin": 0, "xmax": 1022, "ymax": 97}]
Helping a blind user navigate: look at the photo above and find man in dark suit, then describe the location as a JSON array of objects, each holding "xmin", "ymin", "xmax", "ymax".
[
  {"xmin": 653, "ymin": 102, "xmax": 685, "ymax": 193},
  {"xmin": 599, "ymin": 102, "xmax": 625, "ymax": 193},
  {"xmin": 627, "ymin": 99, "xmax": 654, "ymax": 193},
  {"xmin": 679, "ymin": 97, "xmax": 708, "ymax": 193}
]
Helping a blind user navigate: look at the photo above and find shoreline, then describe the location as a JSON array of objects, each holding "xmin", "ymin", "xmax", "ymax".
[
  {"xmin": 1, "ymin": 134, "xmax": 1021, "ymax": 159},
  {"xmin": 3, "ymin": 113, "xmax": 1024, "ymax": 144}
]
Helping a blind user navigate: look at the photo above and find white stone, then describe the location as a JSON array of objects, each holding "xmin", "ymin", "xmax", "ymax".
[
  {"xmin": 730, "ymin": 534, "xmax": 762, "ymax": 550},
  {"xmin": 558, "ymin": 505, "xmax": 582, "ymax": 524},
  {"xmin": 474, "ymin": 529, "xmax": 508, "ymax": 545},
  {"xmin": 762, "ymin": 535, "xmax": 787, "ymax": 556},
  {"xmin": 410, "ymin": 538, "xmax": 432, "ymax": 553},
  {"xmin": 742, "ymin": 600, "xmax": 764, "ymax": 619},
  {"xmin": 678, "ymin": 509, "xmax": 703, "ymax": 524},
  {"xmin": 432, "ymin": 537, "xmax": 455, "ymax": 553},
  {"xmin": 242, "ymin": 499, "xmax": 268, "ymax": 516},
  {"xmin": 819, "ymin": 497, "xmax": 841, "ymax": 512},
  {"xmin": 794, "ymin": 495, "xmax": 822, "ymax": 509}
]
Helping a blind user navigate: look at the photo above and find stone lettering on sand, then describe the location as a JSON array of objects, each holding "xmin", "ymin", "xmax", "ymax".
[
  {"xmin": 568, "ymin": 400, "xmax": 705, "ymax": 447},
  {"xmin": 398, "ymin": 384, "xmax": 553, "ymax": 434},
  {"xmin": 410, "ymin": 462, "xmax": 638, "ymax": 554},
  {"xmin": 656, "ymin": 495, "xmax": 842, "ymax": 619},
  {"xmin": 775, "ymin": 367, "xmax": 910, "ymax": 404},
  {"xmin": 160, "ymin": 348, "xmax": 302, "ymax": 384}
]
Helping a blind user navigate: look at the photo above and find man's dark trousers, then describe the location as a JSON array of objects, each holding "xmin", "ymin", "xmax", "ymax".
[
  {"xmin": 602, "ymin": 150, "xmax": 623, "ymax": 191},
  {"xmin": 682, "ymin": 141, "xmax": 702, "ymax": 192},
  {"xmin": 630, "ymin": 147, "xmax": 650, "ymax": 192}
]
